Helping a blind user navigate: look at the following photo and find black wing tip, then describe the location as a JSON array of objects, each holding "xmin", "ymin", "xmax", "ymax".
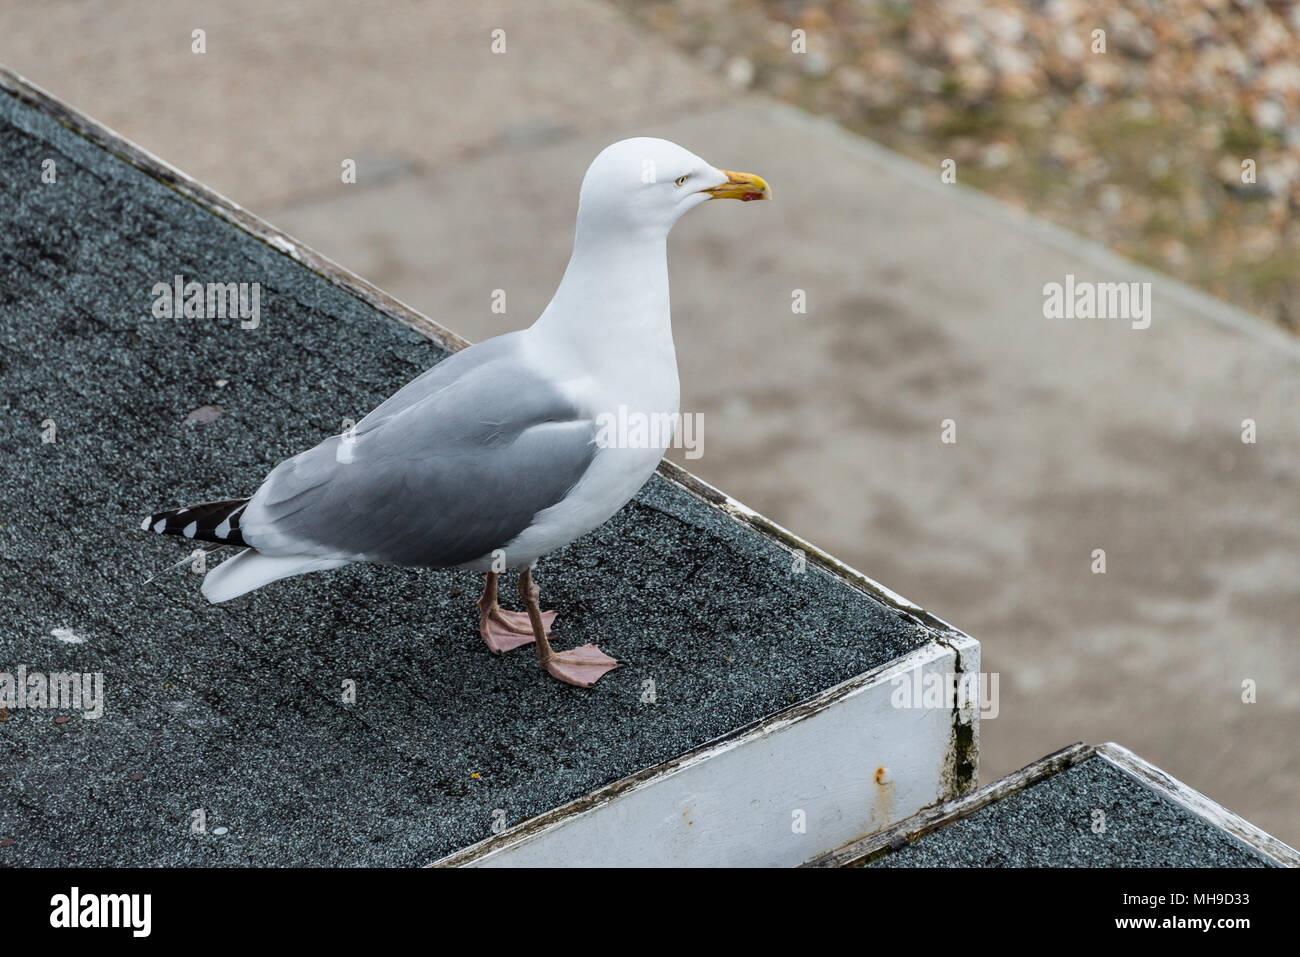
[{"xmin": 139, "ymin": 499, "xmax": 250, "ymax": 546}]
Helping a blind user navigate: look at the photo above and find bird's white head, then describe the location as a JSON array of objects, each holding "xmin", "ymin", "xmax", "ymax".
[{"xmin": 574, "ymin": 137, "xmax": 770, "ymax": 241}]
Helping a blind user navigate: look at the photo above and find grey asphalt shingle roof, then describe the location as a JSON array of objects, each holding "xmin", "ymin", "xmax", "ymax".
[
  {"xmin": 0, "ymin": 79, "xmax": 932, "ymax": 865},
  {"xmin": 870, "ymin": 754, "xmax": 1274, "ymax": 868}
]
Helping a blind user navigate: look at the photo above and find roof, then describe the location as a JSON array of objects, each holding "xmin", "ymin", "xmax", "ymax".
[
  {"xmin": 0, "ymin": 68, "xmax": 958, "ymax": 866},
  {"xmin": 810, "ymin": 743, "xmax": 1299, "ymax": 868}
]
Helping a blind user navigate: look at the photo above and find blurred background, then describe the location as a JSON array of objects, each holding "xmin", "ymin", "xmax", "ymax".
[
  {"xmin": 2, "ymin": 0, "xmax": 1297, "ymax": 844},
  {"xmin": 624, "ymin": 0, "xmax": 1300, "ymax": 331}
]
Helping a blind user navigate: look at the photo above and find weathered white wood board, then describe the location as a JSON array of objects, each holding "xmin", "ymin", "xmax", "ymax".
[{"xmin": 439, "ymin": 633, "xmax": 979, "ymax": 867}]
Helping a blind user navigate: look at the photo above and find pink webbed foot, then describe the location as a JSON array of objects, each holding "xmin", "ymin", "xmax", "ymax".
[
  {"xmin": 542, "ymin": 643, "xmax": 623, "ymax": 688},
  {"xmin": 480, "ymin": 606, "xmax": 557, "ymax": 655}
]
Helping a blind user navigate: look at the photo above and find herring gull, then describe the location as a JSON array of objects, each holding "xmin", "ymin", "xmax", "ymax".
[{"xmin": 142, "ymin": 137, "xmax": 770, "ymax": 687}]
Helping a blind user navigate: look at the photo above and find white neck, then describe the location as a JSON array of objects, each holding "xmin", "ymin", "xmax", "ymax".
[{"xmin": 531, "ymin": 217, "xmax": 676, "ymax": 370}]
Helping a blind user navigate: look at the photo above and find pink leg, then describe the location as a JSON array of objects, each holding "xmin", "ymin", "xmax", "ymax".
[
  {"xmin": 519, "ymin": 568, "xmax": 621, "ymax": 688},
  {"xmin": 477, "ymin": 572, "xmax": 556, "ymax": 654}
]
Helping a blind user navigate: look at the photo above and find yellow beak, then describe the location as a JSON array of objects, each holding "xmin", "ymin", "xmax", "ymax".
[{"xmin": 702, "ymin": 169, "xmax": 772, "ymax": 202}]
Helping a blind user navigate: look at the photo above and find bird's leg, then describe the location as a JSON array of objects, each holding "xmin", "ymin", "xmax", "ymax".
[
  {"xmin": 478, "ymin": 571, "xmax": 556, "ymax": 654},
  {"xmin": 519, "ymin": 568, "xmax": 622, "ymax": 687}
]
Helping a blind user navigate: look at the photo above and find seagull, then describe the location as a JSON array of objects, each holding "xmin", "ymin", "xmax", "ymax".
[{"xmin": 142, "ymin": 138, "xmax": 770, "ymax": 687}]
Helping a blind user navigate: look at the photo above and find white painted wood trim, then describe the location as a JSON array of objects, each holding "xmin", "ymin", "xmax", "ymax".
[
  {"xmin": 1095, "ymin": 742, "xmax": 1300, "ymax": 867},
  {"xmin": 437, "ymin": 634, "xmax": 979, "ymax": 867},
  {"xmin": 806, "ymin": 741, "xmax": 1093, "ymax": 867}
]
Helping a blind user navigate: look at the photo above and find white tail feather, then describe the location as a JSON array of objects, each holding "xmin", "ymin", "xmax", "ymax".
[{"xmin": 201, "ymin": 549, "xmax": 351, "ymax": 603}]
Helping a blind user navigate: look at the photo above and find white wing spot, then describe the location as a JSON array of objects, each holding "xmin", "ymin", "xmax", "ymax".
[
  {"xmin": 152, "ymin": 520, "xmax": 167, "ymax": 533},
  {"xmin": 214, "ymin": 518, "xmax": 231, "ymax": 539},
  {"xmin": 182, "ymin": 522, "xmax": 198, "ymax": 538},
  {"xmin": 141, "ymin": 515, "xmax": 152, "ymax": 530}
]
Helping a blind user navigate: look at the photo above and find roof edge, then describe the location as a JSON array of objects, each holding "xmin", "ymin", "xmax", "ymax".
[{"xmin": 0, "ymin": 61, "xmax": 973, "ymax": 652}]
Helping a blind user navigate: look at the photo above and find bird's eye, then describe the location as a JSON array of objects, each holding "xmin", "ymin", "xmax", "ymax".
[{"xmin": 674, "ymin": 175, "xmax": 688, "ymax": 187}]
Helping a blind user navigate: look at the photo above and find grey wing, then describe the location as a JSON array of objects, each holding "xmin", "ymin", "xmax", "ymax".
[{"xmin": 240, "ymin": 333, "xmax": 596, "ymax": 567}]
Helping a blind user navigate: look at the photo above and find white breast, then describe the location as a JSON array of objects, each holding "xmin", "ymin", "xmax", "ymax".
[{"xmin": 487, "ymin": 325, "xmax": 680, "ymax": 567}]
